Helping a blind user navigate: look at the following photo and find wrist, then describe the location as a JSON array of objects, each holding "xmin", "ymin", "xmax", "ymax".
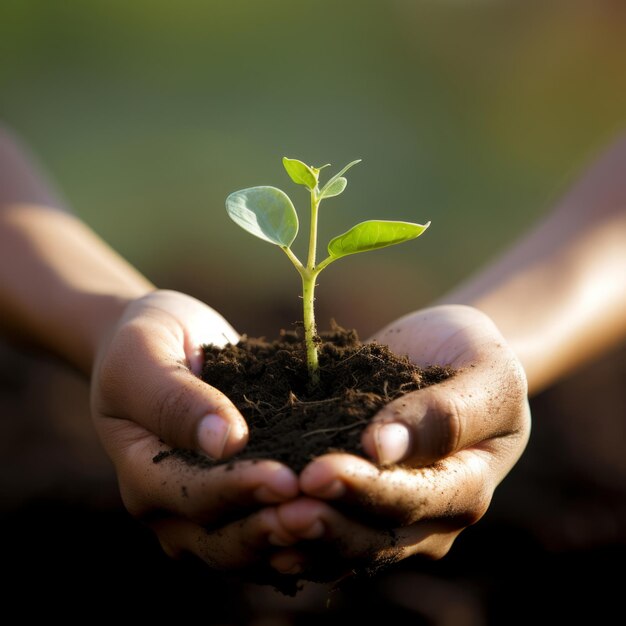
[{"xmin": 78, "ymin": 287, "xmax": 154, "ymax": 377}]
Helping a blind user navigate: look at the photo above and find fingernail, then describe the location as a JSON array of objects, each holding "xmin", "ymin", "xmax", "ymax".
[
  {"xmin": 254, "ymin": 485, "xmax": 287, "ymax": 503},
  {"xmin": 188, "ymin": 347, "xmax": 204, "ymax": 376},
  {"xmin": 271, "ymin": 554, "xmax": 304, "ymax": 575},
  {"xmin": 311, "ymin": 479, "xmax": 345, "ymax": 499},
  {"xmin": 375, "ymin": 422, "xmax": 410, "ymax": 465},
  {"xmin": 299, "ymin": 520, "xmax": 324, "ymax": 540},
  {"xmin": 268, "ymin": 467, "xmax": 299, "ymax": 498},
  {"xmin": 197, "ymin": 414, "xmax": 231, "ymax": 459}
]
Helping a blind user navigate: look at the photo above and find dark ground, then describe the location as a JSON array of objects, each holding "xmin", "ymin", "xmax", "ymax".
[{"xmin": 1, "ymin": 337, "xmax": 625, "ymax": 624}]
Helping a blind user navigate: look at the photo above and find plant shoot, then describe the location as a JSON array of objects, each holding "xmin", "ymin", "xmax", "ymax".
[{"xmin": 225, "ymin": 157, "xmax": 430, "ymax": 386}]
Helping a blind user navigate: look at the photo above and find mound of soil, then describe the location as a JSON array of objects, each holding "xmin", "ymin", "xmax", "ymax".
[{"xmin": 157, "ymin": 325, "xmax": 453, "ymax": 472}]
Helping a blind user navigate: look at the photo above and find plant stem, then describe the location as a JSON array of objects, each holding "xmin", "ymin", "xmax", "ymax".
[
  {"xmin": 280, "ymin": 244, "xmax": 318, "ymax": 385},
  {"xmin": 302, "ymin": 189, "xmax": 321, "ymax": 385},
  {"xmin": 301, "ymin": 269, "xmax": 319, "ymax": 386}
]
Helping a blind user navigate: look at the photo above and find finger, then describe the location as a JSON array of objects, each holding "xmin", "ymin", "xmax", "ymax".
[
  {"xmin": 152, "ymin": 506, "xmax": 294, "ymax": 573},
  {"xmin": 268, "ymin": 548, "xmax": 309, "ymax": 576},
  {"xmin": 361, "ymin": 348, "xmax": 529, "ymax": 466},
  {"xmin": 271, "ymin": 498, "xmax": 461, "ymax": 581},
  {"xmin": 300, "ymin": 452, "xmax": 499, "ymax": 526},
  {"xmin": 148, "ymin": 290, "xmax": 240, "ymax": 376},
  {"xmin": 97, "ymin": 317, "xmax": 248, "ymax": 459},
  {"xmin": 101, "ymin": 421, "xmax": 299, "ymax": 527}
]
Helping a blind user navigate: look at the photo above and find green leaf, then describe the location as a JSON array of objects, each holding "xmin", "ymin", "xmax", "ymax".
[
  {"xmin": 319, "ymin": 159, "xmax": 361, "ymax": 197},
  {"xmin": 313, "ymin": 163, "xmax": 331, "ymax": 175},
  {"xmin": 328, "ymin": 220, "xmax": 430, "ymax": 259},
  {"xmin": 319, "ymin": 176, "xmax": 347, "ymax": 200},
  {"xmin": 225, "ymin": 186, "xmax": 299, "ymax": 247},
  {"xmin": 283, "ymin": 157, "xmax": 317, "ymax": 189}
]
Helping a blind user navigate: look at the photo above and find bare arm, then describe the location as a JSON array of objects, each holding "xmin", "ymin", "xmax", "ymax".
[
  {"xmin": 442, "ymin": 133, "xmax": 626, "ymax": 395},
  {"xmin": 0, "ymin": 126, "xmax": 153, "ymax": 372}
]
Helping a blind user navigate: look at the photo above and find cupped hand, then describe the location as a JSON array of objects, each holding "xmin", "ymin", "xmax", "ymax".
[
  {"xmin": 91, "ymin": 289, "xmax": 299, "ymax": 574},
  {"xmin": 267, "ymin": 305, "xmax": 531, "ymax": 580}
]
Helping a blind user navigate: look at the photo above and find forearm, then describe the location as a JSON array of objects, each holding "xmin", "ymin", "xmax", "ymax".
[
  {"xmin": 440, "ymin": 134, "xmax": 626, "ymax": 395},
  {"xmin": 0, "ymin": 129, "xmax": 153, "ymax": 374}
]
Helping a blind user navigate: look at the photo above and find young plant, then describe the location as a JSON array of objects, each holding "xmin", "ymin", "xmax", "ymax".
[{"xmin": 225, "ymin": 157, "xmax": 430, "ymax": 386}]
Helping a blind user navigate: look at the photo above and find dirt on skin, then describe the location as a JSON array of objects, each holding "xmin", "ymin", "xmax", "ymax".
[{"xmin": 155, "ymin": 324, "xmax": 453, "ymax": 473}]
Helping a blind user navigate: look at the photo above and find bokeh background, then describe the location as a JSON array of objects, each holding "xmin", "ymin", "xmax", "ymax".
[{"xmin": 1, "ymin": 1, "xmax": 625, "ymax": 623}]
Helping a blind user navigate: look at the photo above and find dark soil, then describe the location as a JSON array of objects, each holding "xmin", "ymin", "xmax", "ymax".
[{"xmin": 157, "ymin": 324, "xmax": 453, "ymax": 472}]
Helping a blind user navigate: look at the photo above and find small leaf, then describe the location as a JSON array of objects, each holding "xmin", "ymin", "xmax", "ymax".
[
  {"xmin": 319, "ymin": 177, "xmax": 347, "ymax": 200},
  {"xmin": 313, "ymin": 163, "xmax": 331, "ymax": 175},
  {"xmin": 328, "ymin": 220, "xmax": 430, "ymax": 259},
  {"xmin": 226, "ymin": 186, "xmax": 298, "ymax": 247},
  {"xmin": 319, "ymin": 159, "xmax": 361, "ymax": 197},
  {"xmin": 283, "ymin": 157, "xmax": 317, "ymax": 189}
]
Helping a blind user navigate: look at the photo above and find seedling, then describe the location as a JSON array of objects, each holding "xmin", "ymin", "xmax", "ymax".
[{"xmin": 225, "ymin": 157, "xmax": 430, "ymax": 386}]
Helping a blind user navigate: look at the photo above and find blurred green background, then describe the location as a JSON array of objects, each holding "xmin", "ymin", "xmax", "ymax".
[
  {"xmin": 1, "ymin": 0, "xmax": 625, "ymax": 337},
  {"xmin": 2, "ymin": 5, "xmax": 626, "ymax": 618}
]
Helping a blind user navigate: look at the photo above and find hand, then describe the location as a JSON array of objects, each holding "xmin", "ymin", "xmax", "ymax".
[
  {"xmin": 91, "ymin": 289, "xmax": 299, "ymax": 575},
  {"xmin": 265, "ymin": 305, "xmax": 531, "ymax": 581}
]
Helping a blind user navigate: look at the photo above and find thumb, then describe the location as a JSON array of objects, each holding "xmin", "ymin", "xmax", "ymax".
[
  {"xmin": 361, "ymin": 354, "xmax": 527, "ymax": 467},
  {"xmin": 95, "ymin": 322, "xmax": 248, "ymax": 460},
  {"xmin": 139, "ymin": 363, "xmax": 249, "ymax": 459}
]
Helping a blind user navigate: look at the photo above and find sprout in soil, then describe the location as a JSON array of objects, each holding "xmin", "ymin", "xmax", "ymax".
[{"xmin": 225, "ymin": 157, "xmax": 430, "ymax": 386}]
